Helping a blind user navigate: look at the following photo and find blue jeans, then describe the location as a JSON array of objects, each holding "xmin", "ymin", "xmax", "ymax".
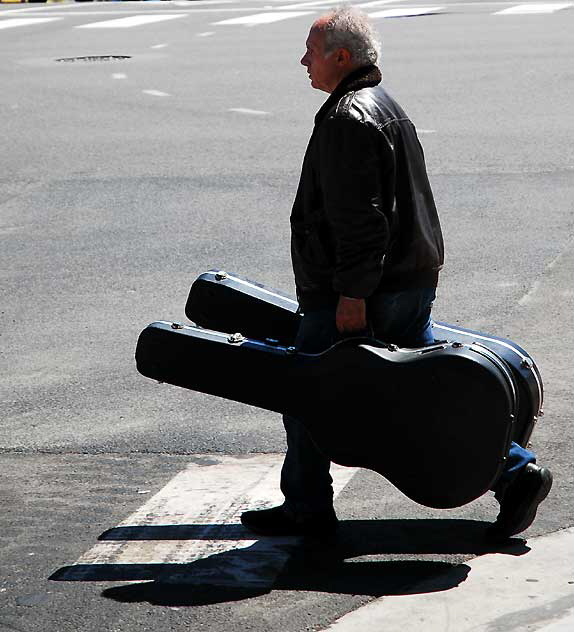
[{"xmin": 280, "ymin": 288, "xmax": 534, "ymax": 513}]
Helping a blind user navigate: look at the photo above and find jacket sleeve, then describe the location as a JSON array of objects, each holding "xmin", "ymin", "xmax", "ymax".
[{"xmin": 317, "ymin": 115, "xmax": 392, "ymax": 298}]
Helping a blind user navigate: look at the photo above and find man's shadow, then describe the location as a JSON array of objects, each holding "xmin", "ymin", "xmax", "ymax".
[{"xmin": 50, "ymin": 518, "xmax": 529, "ymax": 607}]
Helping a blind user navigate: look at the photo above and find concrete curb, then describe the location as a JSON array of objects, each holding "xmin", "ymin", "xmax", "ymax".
[{"xmin": 323, "ymin": 527, "xmax": 574, "ymax": 631}]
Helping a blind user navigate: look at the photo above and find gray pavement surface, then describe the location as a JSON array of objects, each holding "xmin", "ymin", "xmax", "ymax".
[
  {"xmin": 325, "ymin": 526, "xmax": 574, "ymax": 631},
  {"xmin": 1, "ymin": 1, "xmax": 573, "ymax": 630}
]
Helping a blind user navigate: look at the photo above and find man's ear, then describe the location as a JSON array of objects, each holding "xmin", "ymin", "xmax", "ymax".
[{"xmin": 336, "ymin": 47, "xmax": 352, "ymax": 65}]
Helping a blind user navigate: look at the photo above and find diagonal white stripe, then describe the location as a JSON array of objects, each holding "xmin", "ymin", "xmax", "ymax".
[
  {"xmin": 0, "ymin": 4, "xmax": 79, "ymax": 14},
  {"xmin": 213, "ymin": 11, "xmax": 313, "ymax": 26},
  {"xmin": 274, "ymin": 0, "xmax": 345, "ymax": 10},
  {"xmin": 356, "ymin": 0, "xmax": 411, "ymax": 7},
  {"xmin": 76, "ymin": 14, "xmax": 187, "ymax": 29},
  {"xmin": 0, "ymin": 17, "xmax": 61, "ymax": 30},
  {"xmin": 229, "ymin": 108, "xmax": 270, "ymax": 115},
  {"xmin": 57, "ymin": 455, "xmax": 357, "ymax": 588},
  {"xmin": 369, "ymin": 6, "xmax": 444, "ymax": 18},
  {"xmin": 142, "ymin": 90, "xmax": 171, "ymax": 97},
  {"xmin": 495, "ymin": 2, "xmax": 572, "ymax": 13}
]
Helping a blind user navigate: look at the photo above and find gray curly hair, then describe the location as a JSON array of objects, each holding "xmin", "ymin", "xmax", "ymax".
[{"xmin": 318, "ymin": 6, "xmax": 381, "ymax": 67}]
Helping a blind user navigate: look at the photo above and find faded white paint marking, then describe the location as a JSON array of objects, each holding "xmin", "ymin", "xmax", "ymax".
[
  {"xmin": 229, "ymin": 108, "xmax": 270, "ymax": 116},
  {"xmin": 150, "ymin": 43, "xmax": 168, "ymax": 49},
  {"xmin": 517, "ymin": 249, "xmax": 566, "ymax": 305},
  {"xmin": 369, "ymin": 6, "xmax": 444, "ymax": 18},
  {"xmin": 0, "ymin": 3, "xmax": 79, "ymax": 13},
  {"xmin": 197, "ymin": 31, "xmax": 216, "ymax": 37},
  {"xmin": 518, "ymin": 280, "xmax": 541, "ymax": 306},
  {"xmin": 275, "ymin": 0, "xmax": 345, "ymax": 10},
  {"xmin": 416, "ymin": 129, "xmax": 436, "ymax": 134},
  {"xmin": 357, "ymin": 0, "xmax": 409, "ymax": 7},
  {"xmin": 76, "ymin": 14, "xmax": 187, "ymax": 29},
  {"xmin": 57, "ymin": 455, "xmax": 357, "ymax": 587},
  {"xmin": 214, "ymin": 11, "xmax": 313, "ymax": 26},
  {"xmin": 495, "ymin": 2, "xmax": 572, "ymax": 14},
  {"xmin": 3, "ymin": 10, "xmax": 167, "ymax": 16},
  {"xmin": 0, "ymin": 17, "xmax": 61, "ymax": 30},
  {"xmin": 112, "ymin": 73, "xmax": 127, "ymax": 80},
  {"xmin": 142, "ymin": 90, "xmax": 171, "ymax": 97},
  {"xmin": 174, "ymin": 0, "xmax": 234, "ymax": 4}
]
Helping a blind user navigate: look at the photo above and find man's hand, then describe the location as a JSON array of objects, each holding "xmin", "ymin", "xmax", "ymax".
[{"xmin": 336, "ymin": 295, "xmax": 367, "ymax": 334}]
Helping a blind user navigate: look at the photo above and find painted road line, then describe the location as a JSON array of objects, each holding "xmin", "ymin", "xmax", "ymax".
[
  {"xmin": 369, "ymin": 6, "xmax": 444, "ymax": 17},
  {"xmin": 416, "ymin": 129, "xmax": 436, "ymax": 134},
  {"xmin": 150, "ymin": 43, "xmax": 168, "ymax": 49},
  {"xmin": 0, "ymin": 17, "xmax": 61, "ymax": 29},
  {"xmin": 142, "ymin": 90, "xmax": 171, "ymax": 97},
  {"xmin": 495, "ymin": 2, "xmax": 572, "ymax": 13},
  {"xmin": 229, "ymin": 108, "xmax": 270, "ymax": 115},
  {"xmin": 275, "ymin": 0, "xmax": 346, "ymax": 10},
  {"xmin": 357, "ymin": 0, "xmax": 412, "ymax": 7},
  {"xmin": 173, "ymin": 0, "xmax": 235, "ymax": 4},
  {"xmin": 518, "ymin": 249, "xmax": 565, "ymax": 306},
  {"xmin": 112, "ymin": 73, "xmax": 127, "ymax": 80},
  {"xmin": 197, "ymin": 31, "xmax": 216, "ymax": 36},
  {"xmin": 76, "ymin": 14, "xmax": 187, "ymax": 29},
  {"xmin": 0, "ymin": 3, "xmax": 80, "ymax": 12},
  {"xmin": 213, "ymin": 11, "xmax": 313, "ymax": 25},
  {"xmin": 323, "ymin": 527, "xmax": 574, "ymax": 631},
  {"xmin": 0, "ymin": 7, "xmax": 322, "ymax": 15},
  {"xmin": 2, "ymin": 10, "xmax": 140, "ymax": 15},
  {"xmin": 2, "ymin": 10, "xmax": 185, "ymax": 15},
  {"xmin": 54, "ymin": 455, "xmax": 357, "ymax": 587}
]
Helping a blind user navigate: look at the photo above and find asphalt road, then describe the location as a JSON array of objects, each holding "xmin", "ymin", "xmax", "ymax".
[{"xmin": 1, "ymin": 1, "xmax": 573, "ymax": 630}]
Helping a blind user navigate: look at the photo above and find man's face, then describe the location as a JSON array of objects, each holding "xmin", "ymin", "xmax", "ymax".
[{"xmin": 301, "ymin": 26, "xmax": 342, "ymax": 94}]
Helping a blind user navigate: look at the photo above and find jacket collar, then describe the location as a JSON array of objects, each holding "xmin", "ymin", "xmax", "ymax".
[{"xmin": 314, "ymin": 64, "xmax": 382, "ymax": 126}]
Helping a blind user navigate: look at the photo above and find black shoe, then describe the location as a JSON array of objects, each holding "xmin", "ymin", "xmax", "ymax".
[
  {"xmin": 240, "ymin": 505, "xmax": 338, "ymax": 537},
  {"xmin": 487, "ymin": 463, "xmax": 553, "ymax": 541}
]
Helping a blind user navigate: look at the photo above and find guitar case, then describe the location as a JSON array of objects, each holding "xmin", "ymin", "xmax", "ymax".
[
  {"xmin": 136, "ymin": 320, "xmax": 516, "ymax": 509},
  {"xmin": 185, "ymin": 269, "xmax": 543, "ymax": 448}
]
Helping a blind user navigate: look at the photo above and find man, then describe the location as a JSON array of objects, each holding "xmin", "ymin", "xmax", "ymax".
[{"xmin": 241, "ymin": 8, "xmax": 552, "ymax": 540}]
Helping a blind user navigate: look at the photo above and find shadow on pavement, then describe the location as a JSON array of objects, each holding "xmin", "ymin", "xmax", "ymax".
[
  {"xmin": 98, "ymin": 559, "xmax": 470, "ymax": 607},
  {"xmin": 50, "ymin": 518, "xmax": 530, "ymax": 607},
  {"xmin": 93, "ymin": 517, "xmax": 528, "ymax": 554},
  {"xmin": 334, "ymin": 518, "xmax": 529, "ymax": 556}
]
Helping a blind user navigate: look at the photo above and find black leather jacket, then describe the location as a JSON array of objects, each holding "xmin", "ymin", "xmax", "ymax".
[{"xmin": 291, "ymin": 65, "xmax": 444, "ymax": 311}]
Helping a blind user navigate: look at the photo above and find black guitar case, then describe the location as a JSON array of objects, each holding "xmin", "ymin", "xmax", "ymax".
[
  {"xmin": 136, "ymin": 320, "xmax": 516, "ymax": 509},
  {"xmin": 185, "ymin": 269, "xmax": 543, "ymax": 448}
]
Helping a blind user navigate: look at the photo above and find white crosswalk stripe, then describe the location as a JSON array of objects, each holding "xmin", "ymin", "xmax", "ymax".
[
  {"xmin": 495, "ymin": 2, "xmax": 572, "ymax": 14},
  {"xmin": 369, "ymin": 6, "xmax": 444, "ymax": 18},
  {"xmin": 357, "ymin": 0, "xmax": 411, "ymax": 7},
  {"xmin": 213, "ymin": 11, "xmax": 313, "ymax": 25},
  {"xmin": 0, "ymin": 17, "xmax": 61, "ymax": 30},
  {"xmin": 0, "ymin": 3, "xmax": 572, "ymax": 33},
  {"xmin": 142, "ymin": 89, "xmax": 171, "ymax": 97},
  {"xmin": 75, "ymin": 14, "xmax": 187, "ymax": 30},
  {"xmin": 229, "ymin": 107, "xmax": 271, "ymax": 115},
  {"xmin": 54, "ymin": 455, "xmax": 357, "ymax": 588},
  {"xmin": 274, "ymin": 0, "xmax": 346, "ymax": 10}
]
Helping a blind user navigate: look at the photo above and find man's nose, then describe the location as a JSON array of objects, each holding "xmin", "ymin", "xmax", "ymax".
[{"xmin": 301, "ymin": 54, "xmax": 308, "ymax": 66}]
